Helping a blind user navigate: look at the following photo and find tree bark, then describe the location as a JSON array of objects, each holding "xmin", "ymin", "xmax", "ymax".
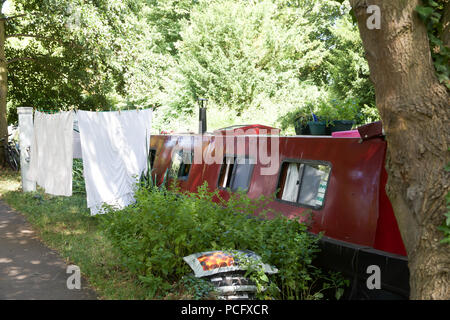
[
  {"xmin": 349, "ymin": 0, "xmax": 450, "ymax": 299},
  {"xmin": 442, "ymin": 1, "xmax": 450, "ymax": 48},
  {"xmin": 0, "ymin": 18, "xmax": 7, "ymax": 166}
]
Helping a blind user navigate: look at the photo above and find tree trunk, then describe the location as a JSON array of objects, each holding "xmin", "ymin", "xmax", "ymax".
[
  {"xmin": 442, "ymin": 1, "xmax": 450, "ymax": 48},
  {"xmin": 0, "ymin": 18, "xmax": 7, "ymax": 166},
  {"xmin": 349, "ymin": 0, "xmax": 450, "ymax": 299}
]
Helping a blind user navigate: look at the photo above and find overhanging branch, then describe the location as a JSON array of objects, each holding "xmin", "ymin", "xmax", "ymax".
[
  {"xmin": 6, "ymin": 33, "xmax": 83, "ymax": 49},
  {"xmin": 0, "ymin": 11, "xmax": 43, "ymax": 21},
  {"xmin": 7, "ymin": 34, "xmax": 58, "ymax": 42},
  {"xmin": 7, "ymin": 57, "xmax": 35, "ymax": 64},
  {"xmin": 0, "ymin": 13, "xmax": 27, "ymax": 21}
]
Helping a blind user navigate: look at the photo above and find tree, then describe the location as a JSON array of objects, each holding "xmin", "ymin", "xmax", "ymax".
[
  {"xmin": 161, "ymin": 0, "xmax": 377, "ymax": 132},
  {"xmin": 0, "ymin": 0, "xmax": 170, "ymax": 164},
  {"xmin": 173, "ymin": 0, "xmax": 346, "ymax": 113},
  {"xmin": 325, "ymin": 13, "xmax": 375, "ymax": 109},
  {"xmin": 0, "ymin": 0, "xmax": 115, "ymax": 163},
  {"xmin": 145, "ymin": 0, "xmax": 196, "ymax": 55},
  {"xmin": 348, "ymin": 0, "xmax": 449, "ymax": 299}
]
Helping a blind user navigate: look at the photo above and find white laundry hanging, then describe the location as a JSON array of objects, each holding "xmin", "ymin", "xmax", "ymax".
[
  {"xmin": 77, "ymin": 109, "xmax": 152, "ymax": 215},
  {"xmin": 28, "ymin": 111, "xmax": 74, "ymax": 196}
]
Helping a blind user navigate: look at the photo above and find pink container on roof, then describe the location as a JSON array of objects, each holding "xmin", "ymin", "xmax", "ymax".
[{"xmin": 332, "ymin": 130, "xmax": 361, "ymax": 138}]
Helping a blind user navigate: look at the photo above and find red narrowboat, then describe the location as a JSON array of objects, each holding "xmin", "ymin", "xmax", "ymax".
[{"xmin": 149, "ymin": 122, "xmax": 410, "ymax": 299}]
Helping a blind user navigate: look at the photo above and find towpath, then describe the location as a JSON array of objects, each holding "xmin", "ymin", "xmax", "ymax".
[{"xmin": 0, "ymin": 200, "xmax": 97, "ymax": 300}]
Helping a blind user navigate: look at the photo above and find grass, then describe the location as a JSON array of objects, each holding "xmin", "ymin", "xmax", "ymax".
[
  {"xmin": 0, "ymin": 167, "xmax": 151, "ymax": 299},
  {"xmin": 0, "ymin": 167, "xmax": 341, "ymax": 300},
  {"xmin": 0, "ymin": 168, "xmax": 21, "ymax": 195},
  {"xmin": 0, "ymin": 168, "xmax": 224, "ymax": 300}
]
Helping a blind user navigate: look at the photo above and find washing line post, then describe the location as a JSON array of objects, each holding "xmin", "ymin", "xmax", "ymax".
[{"xmin": 17, "ymin": 107, "xmax": 36, "ymax": 192}]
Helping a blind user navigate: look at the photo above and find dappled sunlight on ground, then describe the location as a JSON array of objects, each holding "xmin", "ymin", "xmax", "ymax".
[
  {"xmin": 0, "ymin": 200, "xmax": 97, "ymax": 299},
  {"xmin": 0, "ymin": 169, "xmax": 21, "ymax": 196},
  {"xmin": 0, "ymin": 170, "xmax": 153, "ymax": 299},
  {"xmin": 49, "ymin": 222, "xmax": 88, "ymax": 236}
]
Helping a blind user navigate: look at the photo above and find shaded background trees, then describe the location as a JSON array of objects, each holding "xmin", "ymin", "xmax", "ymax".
[
  {"xmin": 1, "ymin": 0, "xmax": 171, "ymax": 124},
  {"xmin": 0, "ymin": 0, "xmax": 376, "ymax": 135}
]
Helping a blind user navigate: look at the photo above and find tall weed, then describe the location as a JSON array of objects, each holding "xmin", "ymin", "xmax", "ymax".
[{"xmin": 100, "ymin": 183, "xmax": 347, "ymax": 299}]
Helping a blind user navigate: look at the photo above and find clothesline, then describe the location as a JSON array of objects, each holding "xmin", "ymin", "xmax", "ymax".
[
  {"xmin": 28, "ymin": 108, "xmax": 153, "ymax": 215},
  {"xmin": 33, "ymin": 107, "xmax": 153, "ymax": 114}
]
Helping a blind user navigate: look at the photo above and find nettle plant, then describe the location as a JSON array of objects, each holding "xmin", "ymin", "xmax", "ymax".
[
  {"xmin": 333, "ymin": 99, "xmax": 359, "ymax": 121},
  {"xmin": 315, "ymin": 98, "xmax": 359, "ymax": 125},
  {"xmin": 278, "ymin": 106, "xmax": 312, "ymax": 131},
  {"xmin": 100, "ymin": 182, "xmax": 349, "ymax": 300},
  {"xmin": 139, "ymin": 138, "xmax": 168, "ymax": 191}
]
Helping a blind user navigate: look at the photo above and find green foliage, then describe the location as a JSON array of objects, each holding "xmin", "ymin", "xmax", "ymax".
[
  {"xmin": 3, "ymin": 0, "xmax": 173, "ymax": 123},
  {"xmin": 333, "ymin": 99, "xmax": 359, "ymax": 121},
  {"xmin": 100, "ymin": 182, "xmax": 348, "ymax": 299},
  {"xmin": 278, "ymin": 94, "xmax": 379, "ymax": 134},
  {"xmin": 167, "ymin": 0, "xmax": 373, "ymax": 126},
  {"xmin": 72, "ymin": 158, "xmax": 85, "ymax": 195},
  {"xmin": 439, "ymin": 193, "xmax": 450, "ymax": 244},
  {"xmin": 4, "ymin": 0, "xmax": 375, "ymax": 134},
  {"xmin": 6, "ymin": 0, "xmax": 119, "ymax": 114},
  {"xmin": 438, "ymin": 159, "xmax": 450, "ymax": 244},
  {"xmin": 416, "ymin": 0, "xmax": 450, "ymax": 89},
  {"xmin": 145, "ymin": 0, "xmax": 197, "ymax": 55},
  {"xmin": 0, "ymin": 180, "xmax": 151, "ymax": 299},
  {"xmin": 179, "ymin": 275, "xmax": 217, "ymax": 300},
  {"xmin": 278, "ymin": 106, "xmax": 314, "ymax": 131},
  {"xmin": 357, "ymin": 104, "xmax": 381, "ymax": 125},
  {"xmin": 311, "ymin": 98, "xmax": 359, "ymax": 125},
  {"xmin": 324, "ymin": 12, "xmax": 376, "ymax": 109},
  {"xmin": 230, "ymin": 250, "xmax": 280, "ymax": 299},
  {"xmin": 139, "ymin": 138, "xmax": 169, "ymax": 191}
]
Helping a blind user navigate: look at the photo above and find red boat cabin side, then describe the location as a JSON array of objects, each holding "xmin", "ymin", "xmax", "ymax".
[{"xmin": 149, "ymin": 125, "xmax": 407, "ymax": 257}]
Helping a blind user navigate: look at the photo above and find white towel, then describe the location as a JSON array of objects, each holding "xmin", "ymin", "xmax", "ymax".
[
  {"xmin": 281, "ymin": 163, "xmax": 301, "ymax": 203},
  {"xmin": 77, "ymin": 109, "xmax": 152, "ymax": 215},
  {"xmin": 29, "ymin": 111, "xmax": 74, "ymax": 196}
]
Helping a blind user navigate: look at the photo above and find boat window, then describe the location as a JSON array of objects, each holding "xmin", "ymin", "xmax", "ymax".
[
  {"xmin": 277, "ymin": 161, "xmax": 331, "ymax": 209},
  {"xmin": 149, "ymin": 149, "xmax": 156, "ymax": 169},
  {"xmin": 169, "ymin": 150, "xmax": 193, "ymax": 180},
  {"xmin": 218, "ymin": 156, "xmax": 254, "ymax": 192},
  {"xmin": 218, "ymin": 157, "xmax": 234, "ymax": 189}
]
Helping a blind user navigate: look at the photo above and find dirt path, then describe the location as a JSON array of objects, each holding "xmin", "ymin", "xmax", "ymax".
[{"xmin": 0, "ymin": 200, "xmax": 97, "ymax": 300}]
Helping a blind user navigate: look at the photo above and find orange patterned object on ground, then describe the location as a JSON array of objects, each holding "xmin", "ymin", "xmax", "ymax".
[{"xmin": 197, "ymin": 251, "xmax": 235, "ymax": 271}]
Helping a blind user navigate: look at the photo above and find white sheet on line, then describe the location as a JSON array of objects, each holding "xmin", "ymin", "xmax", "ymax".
[
  {"xmin": 28, "ymin": 111, "xmax": 74, "ymax": 196},
  {"xmin": 77, "ymin": 109, "xmax": 152, "ymax": 215}
]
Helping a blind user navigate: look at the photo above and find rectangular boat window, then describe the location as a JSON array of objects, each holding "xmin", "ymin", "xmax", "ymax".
[
  {"xmin": 149, "ymin": 149, "xmax": 156, "ymax": 169},
  {"xmin": 231, "ymin": 158, "xmax": 254, "ymax": 192},
  {"xmin": 277, "ymin": 161, "xmax": 331, "ymax": 209},
  {"xmin": 170, "ymin": 150, "xmax": 193, "ymax": 180},
  {"xmin": 218, "ymin": 156, "xmax": 254, "ymax": 192},
  {"xmin": 218, "ymin": 157, "xmax": 234, "ymax": 188}
]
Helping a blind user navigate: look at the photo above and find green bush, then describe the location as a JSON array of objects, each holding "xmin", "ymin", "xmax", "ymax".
[
  {"xmin": 100, "ymin": 182, "xmax": 348, "ymax": 299},
  {"xmin": 72, "ymin": 159, "xmax": 86, "ymax": 195},
  {"xmin": 438, "ymin": 160, "xmax": 450, "ymax": 244},
  {"xmin": 314, "ymin": 98, "xmax": 359, "ymax": 125}
]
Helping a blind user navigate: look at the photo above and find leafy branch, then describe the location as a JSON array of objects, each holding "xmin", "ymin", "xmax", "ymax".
[
  {"xmin": 416, "ymin": 0, "xmax": 450, "ymax": 89},
  {"xmin": 438, "ymin": 155, "xmax": 450, "ymax": 244}
]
